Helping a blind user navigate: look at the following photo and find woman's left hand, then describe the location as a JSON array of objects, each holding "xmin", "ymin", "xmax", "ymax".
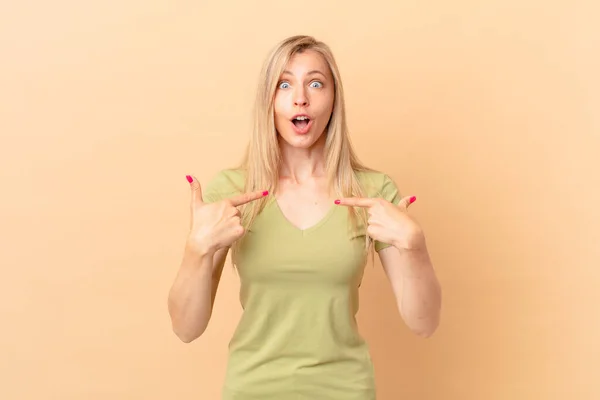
[{"xmin": 334, "ymin": 195, "xmax": 425, "ymax": 251}]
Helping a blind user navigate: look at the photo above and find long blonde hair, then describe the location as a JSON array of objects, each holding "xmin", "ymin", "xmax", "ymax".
[{"xmin": 232, "ymin": 35, "xmax": 376, "ymax": 262}]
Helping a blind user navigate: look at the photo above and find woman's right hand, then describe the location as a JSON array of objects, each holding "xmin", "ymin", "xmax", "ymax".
[{"xmin": 185, "ymin": 175, "xmax": 268, "ymax": 255}]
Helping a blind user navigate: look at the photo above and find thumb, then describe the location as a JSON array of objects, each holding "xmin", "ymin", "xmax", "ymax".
[
  {"xmin": 397, "ymin": 195, "xmax": 417, "ymax": 210},
  {"xmin": 186, "ymin": 175, "xmax": 204, "ymax": 205}
]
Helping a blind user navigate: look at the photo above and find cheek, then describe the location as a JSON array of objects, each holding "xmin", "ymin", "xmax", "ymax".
[
  {"xmin": 315, "ymin": 92, "xmax": 334, "ymax": 119},
  {"xmin": 273, "ymin": 95, "xmax": 283, "ymax": 116},
  {"xmin": 273, "ymin": 95, "xmax": 289, "ymax": 129},
  {"xmin": 274, "ymin": 90, "xmax": 292, "ymax": 111}
]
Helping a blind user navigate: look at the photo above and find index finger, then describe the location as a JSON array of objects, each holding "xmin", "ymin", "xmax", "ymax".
[
  {"xmin": 229, "ymin": 190, "xmax": 269, "ymax": 207},
  {"xmin": 334, "ymin": 197, "xmax": 376, "ymax": 208}
]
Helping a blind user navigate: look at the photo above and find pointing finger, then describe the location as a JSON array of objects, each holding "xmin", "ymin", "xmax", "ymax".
[
  {"xmin": 334, "ymin": 197, "xmax": 377, "ymax": 208},
  {"xmin": 229, "ymin": 190, "xmax": 269, "ymax": 207}
]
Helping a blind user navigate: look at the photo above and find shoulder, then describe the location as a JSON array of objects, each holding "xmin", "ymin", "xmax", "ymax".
[
  {"xmin": 354, "ymin": 169, "xmax": 401, "ymax": 202},
  {"xmin": 202, "ymin": 168, "xmax": 247, "ymax": 203}
]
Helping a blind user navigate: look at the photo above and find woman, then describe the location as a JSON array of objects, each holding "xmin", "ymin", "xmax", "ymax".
[{"xmin": 168, "ymin": 35, "xmax": 442, "ymax": 400}]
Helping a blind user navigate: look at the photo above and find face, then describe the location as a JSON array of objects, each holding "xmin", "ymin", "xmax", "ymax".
[{"xmin": 273, "ymin": 50, "xmax": 335, "ymax": 149}]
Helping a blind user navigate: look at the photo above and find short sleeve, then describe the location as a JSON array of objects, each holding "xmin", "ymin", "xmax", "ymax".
[
  {"xmin": 374, "ymin": 174, "xmax": 402, "ymax": 252},
  {"xmin": 201, "ymin": 169, "xmax": 245, "ymax": 204}
]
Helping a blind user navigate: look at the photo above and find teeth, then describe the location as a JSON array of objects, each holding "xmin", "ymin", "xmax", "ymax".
[{"xmin": 295, "ymin": 116, "xmax": 309, "ymax": 120}]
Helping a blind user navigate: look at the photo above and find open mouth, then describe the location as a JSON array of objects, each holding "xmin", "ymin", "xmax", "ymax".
[{"xmin": 291, "ymin": 115, "xmax": 311, "ymax": 130}]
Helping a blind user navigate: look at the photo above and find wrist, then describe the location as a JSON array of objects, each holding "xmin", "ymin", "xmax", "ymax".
[
  {"xmin": 392, "ymin": 230, "xmax": 426, "ymax": 252},
  {"xmin": 185, "ymin": 238, "xmax": 216, "ymax": 259},
  {"xmin": 179, "ymin": 241, "xmax": 216, "ymax": 277}
]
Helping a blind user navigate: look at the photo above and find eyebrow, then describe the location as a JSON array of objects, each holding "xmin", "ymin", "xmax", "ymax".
[{"xmin": 282, "ymin": 70, "xmax": 327, "ymax": 78}]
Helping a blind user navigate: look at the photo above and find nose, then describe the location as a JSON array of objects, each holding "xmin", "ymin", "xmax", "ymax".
[{"xmin": 294, "ymin": 87, "xmax": 308, "ymax": 107}]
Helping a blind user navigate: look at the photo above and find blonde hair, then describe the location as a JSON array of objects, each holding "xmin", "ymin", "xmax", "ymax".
[{"xmin": 232, "ymin": 35, "xmax": 376, "ymax": 262}]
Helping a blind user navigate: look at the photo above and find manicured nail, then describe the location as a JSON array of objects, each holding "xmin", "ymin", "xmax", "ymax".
[
  {"xmin": 262, "ymin": 191, "xmax": 269, "ymax": 196},
  {"xmin": 409, "ymin": 196, "xmax": 416, "ymax": 204},
  {"xmin": 334, "ymin": 199, "xmax": 340, "ymax": 205},
  {"xmin": 186, "ymin": 175, "xmax": 193, "ymax": 183}
]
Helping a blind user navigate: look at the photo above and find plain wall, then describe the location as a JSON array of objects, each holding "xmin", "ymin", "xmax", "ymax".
[{"xmin": 1, "ymin": 1, "xmax": 599, "ymax": 399}]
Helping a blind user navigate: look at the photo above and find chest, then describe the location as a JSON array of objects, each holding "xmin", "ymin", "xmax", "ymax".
[
  {"xmin": 274, "ymin": 179, "xmax": 335, "ymax": 231},
  {"xmin": 236, "ymin": 203, "xmax": 368, "ymax": 286}
]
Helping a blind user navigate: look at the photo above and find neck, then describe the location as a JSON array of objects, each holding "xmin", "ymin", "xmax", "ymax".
[{"xmin": 278, "ymin": 135, "xmax": 327, "ymax": 183}]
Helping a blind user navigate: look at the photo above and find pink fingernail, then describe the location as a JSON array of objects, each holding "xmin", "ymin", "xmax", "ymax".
[
  {"xmin": 186, "ymin": 175, "xmax": 193, "ymax": 183},
  {"xmin": 409, "ymin": 196, "xmax": 416, "ymax": 204},
  {"xmin": 262, "ymin": 191, "xmax": 269, "ymax": 196},
  {"xmin": 334, "ymin": 200, "xmax": 340, "ymax": 205}
]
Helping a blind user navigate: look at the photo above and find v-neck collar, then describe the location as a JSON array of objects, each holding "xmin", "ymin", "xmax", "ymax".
[{"xmin": 268, "ymin": 197, "xmax": 338, "ymax": 235}]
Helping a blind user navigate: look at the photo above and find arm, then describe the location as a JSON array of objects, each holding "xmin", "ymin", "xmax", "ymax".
[
  {"xmin": 335, "ymin": 174, "xmax": 441, "ymax": 337},
  {"xmin": 168, "ymin": 173, "xmax": 266, "ymax": 343},
  {"xmin": 167, "ymin": 243, "xmax": 229, "ymax": 343},
  {"xmin": 378, "ymin": 242, "xmax": 442, "ymax": 338}
]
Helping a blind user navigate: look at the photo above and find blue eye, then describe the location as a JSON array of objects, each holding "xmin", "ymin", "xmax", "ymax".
[
  {"xmin": 279, "ymin": 82, "xmax": 290, "ymax": 89},
  {"xmin": 310, "ymin": 81, "xmax": 323, "ymax": 88}
]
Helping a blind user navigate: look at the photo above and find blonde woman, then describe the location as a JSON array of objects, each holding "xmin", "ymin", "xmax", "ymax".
[{"xmin": 168, "ymin": 35, "xmax": 442, "ymax": 399}]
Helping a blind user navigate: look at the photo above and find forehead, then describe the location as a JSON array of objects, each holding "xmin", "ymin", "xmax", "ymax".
[{"xmin": 283, "ymin": 49, "xmax": 331, "ymax": 77}]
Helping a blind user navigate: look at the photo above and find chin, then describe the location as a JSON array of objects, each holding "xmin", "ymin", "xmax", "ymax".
[{"xmin": 278, "ymin": 131, "xmax": 323, "ymax": 149}]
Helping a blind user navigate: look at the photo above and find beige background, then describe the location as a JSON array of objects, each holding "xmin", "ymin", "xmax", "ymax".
[{"xmin": 1, "ymin": 1, "xmax": 599, "ymax": 399}]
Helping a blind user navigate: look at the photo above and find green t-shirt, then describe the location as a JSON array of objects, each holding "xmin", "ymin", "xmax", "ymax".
[{"xmin": 202, "ymin": 168, "xmax": 402, "ymax": 400}]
